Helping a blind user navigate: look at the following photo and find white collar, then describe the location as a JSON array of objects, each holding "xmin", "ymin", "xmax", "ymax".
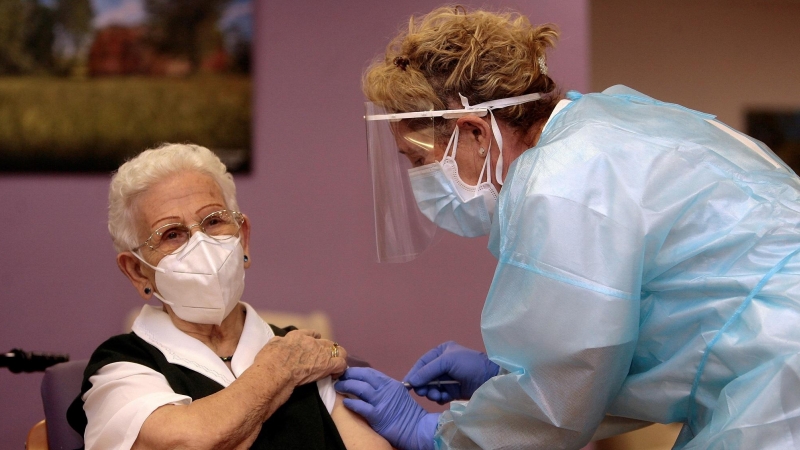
[{"xmin": 131, "ymin": 302, "xmax": 274, "ymax": 387}]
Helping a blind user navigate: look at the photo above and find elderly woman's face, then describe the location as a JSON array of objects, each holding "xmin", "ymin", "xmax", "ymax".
[{"xmin": 136, "ymin": 170, "xmax": 232, "ymax": 263}]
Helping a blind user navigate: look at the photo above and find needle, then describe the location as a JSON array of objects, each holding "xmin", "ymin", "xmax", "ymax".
[{"xmin": 402, "ymin": 380, "xmax": 461, "ymax": 389}]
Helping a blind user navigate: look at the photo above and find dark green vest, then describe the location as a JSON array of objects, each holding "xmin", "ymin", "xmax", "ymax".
[{"xmin": 67, "ymin": 325, "xmax": 346, "ymax": 450}]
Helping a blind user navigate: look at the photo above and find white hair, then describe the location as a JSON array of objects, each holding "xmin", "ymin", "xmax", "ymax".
[{"xmin": 108, "ymin": 143, "xmax": 240, "ymax": 253}]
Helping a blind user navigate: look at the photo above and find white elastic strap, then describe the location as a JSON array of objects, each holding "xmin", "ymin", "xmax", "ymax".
[
  {"xmin": 477, "ymin": 138, "xmax": 494, "ymax": 188},
  {"xmin": 488, "ymin": 110, "xmax": 505, "ymax": 185},
  {"xmin": 130, "ymin": 251, "xmax": 171, "ymax": 305},
  {"xmin": 132, "ymin": 251, "xmax": 164, "ymax": 273},
  {"xmin": 444, "ymin": 122, "xmax": 493, "ymax": 199},
  {"xmin": 444, "ymin": 126, "xmax": 460, "ymax": 159},
  {"xmin": 152, "ymin": 291, "xmax": 173, "ymax": 306},
  {"xmin": 461, "ymin": 92, "xmax": 543, "ymax": 111},
  {"xmin": 366, "ymin": 92, "xmax": 544, "ymax": 121},
  {"xmin": 459, "ymin": 93, "xmax": 542, "ymax": 186}
]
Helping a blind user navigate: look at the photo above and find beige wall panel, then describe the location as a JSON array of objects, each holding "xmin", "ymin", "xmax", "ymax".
[{"xmin": 592, "ymin": 0, "xmax": 800, "ymax": 131}]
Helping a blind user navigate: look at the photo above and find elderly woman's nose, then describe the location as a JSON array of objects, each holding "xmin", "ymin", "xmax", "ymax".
[{"xmin": 187, "ymin": 223, "xmax": 204, "ymax": 235}]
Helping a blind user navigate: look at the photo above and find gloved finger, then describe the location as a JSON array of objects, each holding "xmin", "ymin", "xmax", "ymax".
[
  {"xmin": 340, "ymin": 367, "xmax": 392, "ymax": 390},
  {"xmin": 406, "ymin": 353, "xmax": 453, "ymax": 386},
  {"xmin": 337, "ymin": 366, "xmax": 375, "ymax": 382},
  {"xmin": 426, "ymin": 388, "xmax": 441, "ymax": 403},
  {"xmin": 412, "ymin": 375, "xmax": 455, "ymax": 398},
  {"xmin": 334, "ymin": 379, "xmax": 379, "ymax": 403},
  {"xmin": 442, "ymin": 384, "xmax": 460, "ymax": 401},
  {"xmin": 342, "ymin": 397, "xmax": 378, "ymax": 422},
  {"xmin": 427, "ymin": 388, "xmax": 446, "ymax": 403},
  {"xmin": 403, "ymin": 343, "xmax": 449, "ymax": 383}
]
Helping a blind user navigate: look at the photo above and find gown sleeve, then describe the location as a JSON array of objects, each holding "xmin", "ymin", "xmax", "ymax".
[{"xmin": 435, "ymin": 128, "xmax": 646, "ymax": 449}]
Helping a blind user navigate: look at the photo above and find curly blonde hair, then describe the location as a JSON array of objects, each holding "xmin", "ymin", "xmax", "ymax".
[
  {"xmin": 108, "ymin": 143, "xmax": 240, "ymax": 253},
  {"xmin": 364, "ymin": 5, "xmax": 560, "ymax": 134}
]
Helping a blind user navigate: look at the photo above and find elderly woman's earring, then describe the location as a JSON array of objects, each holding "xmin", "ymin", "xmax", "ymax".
[
  {"xmin": 144, "ymin": 287, "xmax": 152, "ymax": 295},
  {"xmin": 478, "ymin": 147, "xmax": 486, "ymax": 157},
  {"xmin": 243, "ymin": 255, "xmax": 249, "ymax": 262}
]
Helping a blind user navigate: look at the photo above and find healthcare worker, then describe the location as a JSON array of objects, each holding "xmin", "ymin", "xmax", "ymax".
[{"xmin": 333, "ymin": 5, "xmax": 800, "ymax": 450}]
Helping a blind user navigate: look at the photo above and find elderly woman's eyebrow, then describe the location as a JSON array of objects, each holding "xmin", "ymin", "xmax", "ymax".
[
  {"xmin": 150, "ymin": 216, "xmax": 182, "ymax": 229},
  {"xmin": 197, "ymin": 203, "xmax": 226, "ymax": 215},
  {"xmin": 148, "ymin": 203, "xmax": 229, "ymax": 229}
]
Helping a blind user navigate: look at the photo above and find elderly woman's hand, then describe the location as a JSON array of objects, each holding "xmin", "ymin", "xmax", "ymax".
[{"xmin": 256, "ymin": 329, "xmax": 348, "ymax": 386}]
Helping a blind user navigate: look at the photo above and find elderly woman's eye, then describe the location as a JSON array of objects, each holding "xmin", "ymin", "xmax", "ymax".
[{"xmin": 161, "ymin": 227, "xmax": 185, "ymax": 241}]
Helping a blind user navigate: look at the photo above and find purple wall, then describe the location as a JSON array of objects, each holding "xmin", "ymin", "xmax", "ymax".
[{"xmin": 0, "ymin": 0, "xmax": 588, "ymax": 445}]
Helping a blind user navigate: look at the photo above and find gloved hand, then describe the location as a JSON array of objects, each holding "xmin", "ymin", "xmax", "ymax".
[
  {"xmin": 335, "ymin": 367, "xmax": 439, "ymax": 450},
  {"xmin": 404, "ymin": 341, "xmax": 500, "ymax": 404}
]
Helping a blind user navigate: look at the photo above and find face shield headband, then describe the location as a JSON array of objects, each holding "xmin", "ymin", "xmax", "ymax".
[{"xmin": 365, "ymin": 92, "xmax": 543, "ymax": 263}]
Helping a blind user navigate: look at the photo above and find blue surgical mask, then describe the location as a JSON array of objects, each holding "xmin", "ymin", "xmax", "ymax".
[{"xmin": 408, "ymin": 126, "xmax": 498, "ymax": 237}]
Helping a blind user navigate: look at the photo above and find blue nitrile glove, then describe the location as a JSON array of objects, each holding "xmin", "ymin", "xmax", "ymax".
[
  {"xmin": 403, "ymin": 341, "xmax": 500, "ymax": 404},
  {"xmin": 335, "ymin": 367, "xmax": 439, "ymax": 450}
]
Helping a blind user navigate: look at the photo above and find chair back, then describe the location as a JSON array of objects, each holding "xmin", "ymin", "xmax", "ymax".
[{"xmin": 41, "ymin": 359, "xmax": 87, "ymax": 449}]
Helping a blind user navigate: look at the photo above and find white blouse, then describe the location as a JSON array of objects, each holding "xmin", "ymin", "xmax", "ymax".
[{"xmin": 81, "ymin": 302, "xmax": 336, "ymax": 450}]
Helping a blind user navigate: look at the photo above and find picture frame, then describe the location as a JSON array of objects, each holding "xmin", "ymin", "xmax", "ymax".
[{"xmin": 0, "ymin": 0, "xmax": 252, "ymax": 173}]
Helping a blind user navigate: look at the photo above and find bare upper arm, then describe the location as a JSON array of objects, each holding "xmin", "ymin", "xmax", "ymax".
[{"xmin": 330, "ymin": 393, "xmax": 394, "ymax": 450}]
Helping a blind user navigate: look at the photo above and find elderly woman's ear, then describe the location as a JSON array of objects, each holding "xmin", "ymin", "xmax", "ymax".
[
  {"xmin": 241, "ymin": 213, "xmax": 252, "ymax": 269},
  {"xmin": 116, "ymin": 251, "xmax": 156, "ymax": 300}
]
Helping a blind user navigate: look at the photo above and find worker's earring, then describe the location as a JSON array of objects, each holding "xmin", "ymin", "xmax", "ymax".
[
  {"xmin": 144, "ymin": 287, "xmax": 152, "ymax": 295},
  {"xmin": 478, "ymin": 147, "xmax": 486, "ymax": 157},
  {"xmin": 243, "ymin": 255, "xmax": 249, "ymax": 262}
]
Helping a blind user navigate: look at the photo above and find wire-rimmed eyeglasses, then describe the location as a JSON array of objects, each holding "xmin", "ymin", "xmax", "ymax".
[{"xmin": 132, "ymin": 209, "xmax": 244, "ymax": 255}]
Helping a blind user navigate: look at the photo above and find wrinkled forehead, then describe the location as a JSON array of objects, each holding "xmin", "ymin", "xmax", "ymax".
[{"xmin": 134, "ymin": 171, "xmax": 226, "ymax": 230}]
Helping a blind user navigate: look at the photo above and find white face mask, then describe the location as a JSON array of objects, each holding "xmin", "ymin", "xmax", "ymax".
[
  {"xmin": 408, "ymin": 126, "xmax": 498, "ymax": 237},
  {"xmin": 134, "ymin": 232, "xmax": 245, "ymax": 325}
]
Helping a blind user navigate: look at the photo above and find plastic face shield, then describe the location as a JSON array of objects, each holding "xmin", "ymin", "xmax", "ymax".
[
  {"xmin": 365, "ymin": 92, "xmax": 545, "ymax": 262},
  {"xmin": 365, "ymin": 102, "xmax": 483, "ymax": 263}
]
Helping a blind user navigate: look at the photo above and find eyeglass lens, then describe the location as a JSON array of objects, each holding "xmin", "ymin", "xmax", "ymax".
[{"xmin": 149, "ymin": 210, "xmax": 242, "ymax": 254}]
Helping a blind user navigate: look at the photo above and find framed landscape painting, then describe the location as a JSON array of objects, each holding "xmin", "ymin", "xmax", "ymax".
[{"xmin": 0, "ymin": 0, "xmax": 252, "ymax": 173}]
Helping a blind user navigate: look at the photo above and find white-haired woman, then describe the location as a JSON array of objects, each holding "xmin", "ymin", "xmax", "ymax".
[{"xmin": 66, "ymin": 144, "xmax": 390, "ymax": 450}]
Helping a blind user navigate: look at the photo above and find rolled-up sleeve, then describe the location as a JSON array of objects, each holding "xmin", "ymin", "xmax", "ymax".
[{"xmin": 82, "ymin": 362, "xmax": 191, "ymax": 450}]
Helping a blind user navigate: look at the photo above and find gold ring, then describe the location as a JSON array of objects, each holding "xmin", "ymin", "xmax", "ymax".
[{"xmin": 331, "ymin": 345, "xmax": 340, "ymax": 358}]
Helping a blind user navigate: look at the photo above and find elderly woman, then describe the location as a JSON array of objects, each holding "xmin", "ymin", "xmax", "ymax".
[
  {"xmin": 335, "ymin": 5, "xmax": 800, "ymax": 450},
  {"xmin": 66, "ymin": 144, "xmax": 390, "ymax": 450}
]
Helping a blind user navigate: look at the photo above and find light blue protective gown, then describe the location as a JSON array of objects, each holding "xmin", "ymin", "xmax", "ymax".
[{"xmin": 434, "ymin": 86, "xmax": 800, "ymax": 449}]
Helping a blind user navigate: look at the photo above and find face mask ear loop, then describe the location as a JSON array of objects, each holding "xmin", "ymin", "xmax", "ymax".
[
  {"xmin": 132, "ymin": 250, "xmax": 165, "ymax": 273},
  {"xmin": 443, "ymin": 125, "xmax": 459, "ymax": 161},
  {"xmin": 463, "ymin": 92, "xmax": 544, "ymax": 186},
  {"xmin": 151, "ymin": 291, "xmax": 171, "ymax": 305},
  {"xmin": 477, "ymin": 137, "xmax": 494, "ymax": 189},
  {"xmin": 130, "ymin": 250, "xmax": 169, "ymax": 304},
  {"xmin": 487, "ymin": 109, "xmax": 505, "ymax": 186}
]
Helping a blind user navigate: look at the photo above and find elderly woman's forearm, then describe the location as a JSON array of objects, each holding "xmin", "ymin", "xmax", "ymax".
[{"xmin": 132, "ymin": 361, "xmax": 296, "ymax": 449}]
